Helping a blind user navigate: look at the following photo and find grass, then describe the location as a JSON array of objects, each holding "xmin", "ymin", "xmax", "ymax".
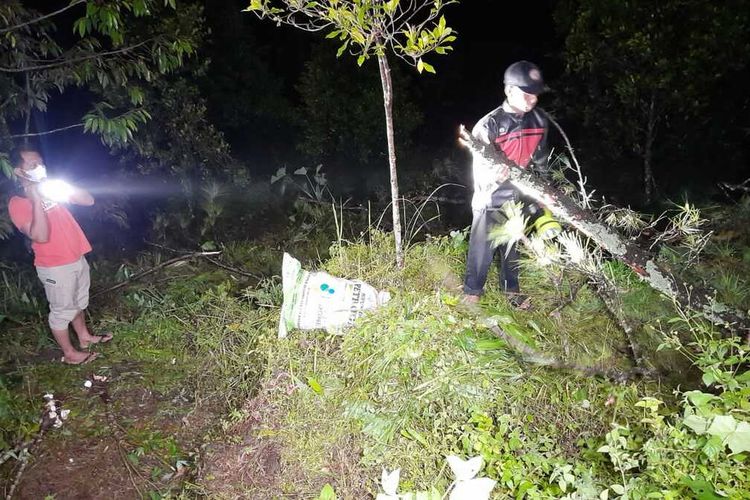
[
  {"xmin": 3, "ymin": 198, "xmax": 750, "ymax": 498},
  {"xmin": 197, "ymin": 231, "xmax": 676, "ymax": 498}
]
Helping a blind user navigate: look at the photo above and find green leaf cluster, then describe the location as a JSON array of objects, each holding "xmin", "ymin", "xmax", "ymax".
[
  {"xmin": 0, "ymin": 0, "xmax": 202, "ymax": 155},
  {"xmin": 245, "ymin": 0, "xmax": 457, "ymax": 72},
  {"xmin": 598, "ymin": 331, "xmax": 750, "ymax": 498}
]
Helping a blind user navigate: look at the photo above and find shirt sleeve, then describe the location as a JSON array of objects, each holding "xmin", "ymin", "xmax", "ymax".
[
  {"xmin": 8, "ymin": 197, "xmax": 32, "ymax": 231},
  {"xmin": 530, "ymin": 110, "xmax": 550, "ymax": 175},
  {"xmin": 471, "ymin": 115, "xmax": 499, "ymax": 187}
]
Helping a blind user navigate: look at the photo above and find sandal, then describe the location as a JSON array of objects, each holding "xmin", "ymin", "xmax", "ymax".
[
  {"xmin": 80, "ymin": 332, "xmax": 113, "ymax": 349},
  {"xmin": 61, "ymin": 352, "xmax": 99, "ymax": 365}
]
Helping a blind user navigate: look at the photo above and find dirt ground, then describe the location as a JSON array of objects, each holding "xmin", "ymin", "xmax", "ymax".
[
  {"xmin": 196, "ymin": 370, "xmax": 370, "ymax": 499},
  {"xmin": 5, "ymin": 362, "xmax": 212, "ymax": 500}
]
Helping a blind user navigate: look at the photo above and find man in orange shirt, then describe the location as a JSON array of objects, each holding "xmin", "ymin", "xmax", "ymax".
[{"xmin": 8, "ymin": 146, "xmax": 111, "ymax": 364}]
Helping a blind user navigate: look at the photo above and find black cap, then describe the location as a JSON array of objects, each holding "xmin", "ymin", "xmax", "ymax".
[{"xmin": 503, "ymin": 60, "xmax": 546, "ymax": 95}]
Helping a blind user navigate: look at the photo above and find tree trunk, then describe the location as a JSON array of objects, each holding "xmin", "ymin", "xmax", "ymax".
[
  {"xmin": 459, "ymin": 126, "xmax": 749, "ymax": 333},
  {"xmin": 643, "ymin": 94, "xmax": 657, "ymax": 204},
  {"xmin": 23, "ymin": 72, "xmax": 31, "ymax": 145},
  {"xmin": 377, "ymin": 54, "xmax": 404, "ymax": 267}
]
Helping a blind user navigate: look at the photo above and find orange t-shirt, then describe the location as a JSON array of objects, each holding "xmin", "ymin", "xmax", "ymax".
[{"xmin": 8, "ymin": 196, "xmax": 92, "ymax": 268}]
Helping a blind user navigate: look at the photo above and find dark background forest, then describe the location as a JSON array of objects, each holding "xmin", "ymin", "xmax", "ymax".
[{"xmin": 1, "ymin": 0, "xmax": 748, "ymax": 261}]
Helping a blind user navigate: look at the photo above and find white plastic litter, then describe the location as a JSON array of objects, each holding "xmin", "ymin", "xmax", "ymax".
[{"xmin": 278, "ymin": 253, "xmax": 391, "ymax": 338}]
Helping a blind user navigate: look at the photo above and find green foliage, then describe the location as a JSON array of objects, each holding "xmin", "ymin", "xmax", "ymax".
[
  {"xmin": 4, "ymin": 195, "xmax": 750, "ymax": 498},
  {"xmin": 556, "ymin": 0, "xmax": 750, "ymax": 199},
  {"xmin": 587, "ymin": 317, "xmax": 750, "ymax": 498},
  {"xmin": 245, "ymin": 0, "xmax": 458, "ymax": 265},
  {"xmin": 245, "ymin": 0, "xmax": 457, "ymax": 70}
]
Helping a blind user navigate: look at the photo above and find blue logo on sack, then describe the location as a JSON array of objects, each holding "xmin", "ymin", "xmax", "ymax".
[{"xmin": 320, "ymin": 283, "xmax": 335, "ymax": 295}]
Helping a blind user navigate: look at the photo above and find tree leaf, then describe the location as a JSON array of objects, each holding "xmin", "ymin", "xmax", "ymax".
[
  {"xmin": 270, "ymin": 167, "xmax": 286, "ymax": 184},
  {"xmin": 683, "ymin": 414, "xmax": 709, "ymax": 435},
  {"xmin": 681, "ymin": 476, "xmax": 721, "ymax": 500},
  {"xmin": 685, "ymin": 390, "xmax": 719, "ymax": 409},
  {"xmin": 449, "ymin": 478, "xmax": 496, "ymax": 500},
  {"xmin": 318, "ymin": 483, "xmax": 336, "ymax": 500},
  {"xmin": 306, "ymin": 376, "xmax": 324, "ymax": 395},
  {"xmin": 381, "ymin": 468, "xmax": 400, "ymax": 496},
  {"xmin": 446, "ymin": 455, "xmax": 482, "ymax": 481},
  {"xmin": 707, "ymin": 414, "xmax": 737, "ymax": 441},
  {"xmin": 726, "ymin": 421, "xmax": 750, "ymax": 454},
  {"xmin": 336, "ymin": 41, "xmax": 348, "ymax": 58}
]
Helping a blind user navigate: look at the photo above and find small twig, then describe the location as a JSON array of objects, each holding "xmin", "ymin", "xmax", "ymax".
[
  {"xmin": 0, "ymin": 0, "xmax": 86, "ymax": 34},
  {"xmin": 6, "ymin": 449, "xmax": 31, "ymax": 500},
  {"xmin": 296, "ymin": 198, "xmax": 366, "ymax": 210},
  {"xmin": 9, "ymin": 123, "xmax": 83, "ymax": 138},
  {"xmin": 550, "ymin": 277, "xmax": 582, "ymax": 316},
  {"xmin": 408, "ymin": 195, "xmax": 466, "ymax": 205},
  {"xmin": 541, "ymin": 110, "xmax": 592, "ymax": 209},
  {"xmin": 3, "ymin": 397, "xmax": 59, "ymax": 499},
  {"xmin": 143, "ymin": 241, "xmax": 263, "ymax": 280},
  {"xmin": 90, "ymin": 251, "xmax": 221, "ymax": 299},
  {"xmin": 594, "ymin": 282, "xmax": 645, "ymax": 368}
]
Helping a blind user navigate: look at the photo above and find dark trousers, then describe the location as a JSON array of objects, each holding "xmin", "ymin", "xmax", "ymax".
[{"xmin": 463, "ymin": 189, "xmax": 520, "ymax": 296}]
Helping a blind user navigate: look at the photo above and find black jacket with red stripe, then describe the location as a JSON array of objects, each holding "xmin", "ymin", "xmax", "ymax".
[{"xmin": 470, "ymin": 103, "xmax": 549, "ymax": 209}]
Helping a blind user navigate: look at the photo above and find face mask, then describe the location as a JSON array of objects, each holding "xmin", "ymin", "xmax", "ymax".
[{"xmin": 24, "ymin": 164, "xmax": 48, "ymax": 182}]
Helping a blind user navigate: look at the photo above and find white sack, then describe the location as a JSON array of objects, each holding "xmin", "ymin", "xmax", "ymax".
[{"xmin": 278, "ymin": 253, "xmax": 390, "ymax": 338}]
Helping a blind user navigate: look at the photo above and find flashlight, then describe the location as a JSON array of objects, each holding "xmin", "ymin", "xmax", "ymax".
[
  {"xmin": 38, "ymin": 179, "xmax": 74, "ymax": 203},
  {"xmin": 533, "ymin": 208, "xmax": 562, "ymax": 240}
]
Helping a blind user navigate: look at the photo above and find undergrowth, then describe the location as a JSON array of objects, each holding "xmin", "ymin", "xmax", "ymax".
[{"xmin": 3, "ymin": 198, "xmax": 750, "ymax": 499}]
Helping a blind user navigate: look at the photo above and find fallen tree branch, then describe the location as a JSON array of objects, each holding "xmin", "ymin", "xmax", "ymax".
[
  {"xmin": 5, "ymin": 448, "xmax": 31, "ymax": 500},
  {"xmin": 487, "ymin": 323, "xmax": 651, "ymax": 382},
  {"xmin": 90, "ymin": 251, "xmax": 221, "ymax": 299},
  {"xmin": 457, "ymin": 300, "xmax": 652, "ymax": 381},
  {"xmin": 0, "ymin": 439, "xmax": 33, "ymax": 467},
  {"xmin": 459, "ymin": 125, "xmax": 749, "ymax": 333},
  {"xmin": 549, "ymin": 275, "xmax": 582, "ymax": 317},
  {"xmin": 143, "ymin": 241, "xmax": 263, "ymax": 280},
  {"xmin": 3, "ymin": 395, "xmax": 64, "ymax": 499}
]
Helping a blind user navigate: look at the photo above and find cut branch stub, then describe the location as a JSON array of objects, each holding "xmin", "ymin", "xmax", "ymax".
[{"xmin": 458, "ymin": 125, "xmax": 749, "ymax": 333}]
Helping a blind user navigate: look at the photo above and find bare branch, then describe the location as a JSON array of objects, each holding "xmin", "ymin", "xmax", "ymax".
[
  {"xmin": 0, "ymin": 39, "xmax": 154, "ymax": 73},
  {"xmin": 0, "ymin": 0, "xmax": 86, "ymax": 35},
  {"xmin": 9, "ymin": 122, "xmax": 83, "ymax": 138},
  {"xmin": 542, "ymin": 109, "xmax": 592, "ymax": 209}
]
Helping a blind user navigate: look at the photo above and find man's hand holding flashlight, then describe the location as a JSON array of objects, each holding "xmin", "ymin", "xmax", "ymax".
[
  {"xmin": 38, "ymin": 179, "xmax": 75, "ymax": 203},
  {"xmin": 24, "ymin": 181, "xmax": 43, "ymax": 203}
]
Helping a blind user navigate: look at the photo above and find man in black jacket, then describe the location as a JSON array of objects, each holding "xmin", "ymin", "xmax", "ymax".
[{"xmin": 463, "ymin": 60, "xmax": 549, "ymax": 307}]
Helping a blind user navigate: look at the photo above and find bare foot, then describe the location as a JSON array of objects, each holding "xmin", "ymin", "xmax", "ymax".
[
  {"xmin": 79, "ymin": 332, "xmax": 113, "ymax": 349},
  {"xmin": 61, "ymin": 351, "xmax": 99, "ymax": 365}
]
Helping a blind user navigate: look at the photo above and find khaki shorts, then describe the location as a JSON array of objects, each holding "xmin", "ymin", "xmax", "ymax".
[{"xmin": 36, "ymin": 257, "xmax": 90, "ymax": 330}]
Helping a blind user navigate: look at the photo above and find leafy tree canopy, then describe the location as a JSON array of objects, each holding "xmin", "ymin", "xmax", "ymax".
[
  {"xmin": 556, "ymin": 0, "xmax": 750, "ymax": 201},
  {"xmin": 0, "ymin": 0, "xmax": 203, "ymax": 175}
]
